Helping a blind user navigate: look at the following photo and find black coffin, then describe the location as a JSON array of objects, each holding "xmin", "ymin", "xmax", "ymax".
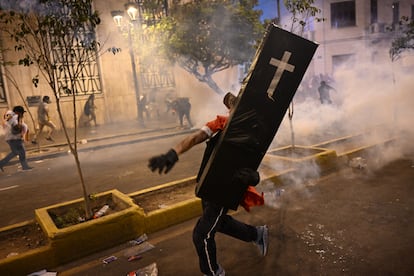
[{"xmin": 196, "ymin": 24, "xmax": 319, "ymax": 210}]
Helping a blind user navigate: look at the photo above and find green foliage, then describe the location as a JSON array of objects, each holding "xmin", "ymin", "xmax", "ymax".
[
  {"xmin": 390, "ymin": 16, "xmax": 414, "ymax": 61},
  {"xmin": 153, "ymin": 0, "xmax": 264, "ymax": 94},
  {"xmin": 284, "ymin": 0, "xmax": 323, "ymax": 34}
]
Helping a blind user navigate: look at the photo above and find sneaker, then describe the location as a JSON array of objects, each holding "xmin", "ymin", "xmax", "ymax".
[
  {"xmin": 31, "ymin": 140, "xmax": 37, "ymax": 144},
  {"xmin": 256, "ymin": 225, "xmax": 269, "ymax": 256},
  {"xmin": 203, "ymin": 265, "xmax": 225, "ymax": 276},
  {"xmin": 22, "ymin": 167, "xmax": 33, "ymax": 171},
  {"xmin": 45, "ymin": 137, "xmax": 54, "ymax": 142}
]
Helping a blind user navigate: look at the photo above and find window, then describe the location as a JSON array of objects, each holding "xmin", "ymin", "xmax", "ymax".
[
  {"xmin": 412, "ymin": 5, "xmax": 414, "ymax": 20},
  {"xmin": 51, "ymin": 2, "xmax": 102, "ymax": 97},
  {"xmin": 53, "ymin": 33, "xmax": 102, "ymax": 97},
  {"xmin": 332, "ymin": 53, "xmax": 355, "ymax": 73},
  {"xmin": 331, "ymin": 1, "xmax": 356, "ymax": 28},
  {"xmin": 371, "ymin": 0, "xmax": 378, "ymax": 24},
  {"xmin": 392, "ymin": 2, "xmax": 400, "ymax": 25},
  {"xmin": 0, "ymin": 56, "xmax": 6, "ymax": 103}
]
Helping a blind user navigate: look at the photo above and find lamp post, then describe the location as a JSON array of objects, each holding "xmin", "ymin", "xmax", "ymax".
[{"xmin": 111, "ymin": 3, "xmax": 144, "ymax": 125}]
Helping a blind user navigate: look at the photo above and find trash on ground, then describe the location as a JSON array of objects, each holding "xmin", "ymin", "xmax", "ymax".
[
  {"xmin": 123, "ymin": 241, "xmax": 155, "ymax": 257},
  {"xmin": 6, "ymin": 252, "xmax": 18, "ymax": 258},
  {"xmin": 127, "ymin": 262, "xmax": 158, "ymax": 276},
  {"xmin": 128, "ymin": 254, "xmax": 142, "ymax": 262},
  {"xmin": 129, "ymin": 233, "xmax": 148, "ymax": 246},
  {"xmin": 27, "ymin": 269, "xmax": 57, "ymax": 276},
  {"xmin": 102, "ymin": 255, "xmax": 117, "ymax": 264},
  {"xmin": 349, "ymin": 157, "xmax": 367, "ymax": 169}
]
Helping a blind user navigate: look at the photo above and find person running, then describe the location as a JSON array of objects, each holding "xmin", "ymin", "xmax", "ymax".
[
  {"xmin": 0, "ymin": 106, "xmax": 32, "ymax": 172},
  {"xmin": 318, "ymin": 81, "xmax": 336, "ymax": 105},
  {"xmin": 171, "ymin": 97, "xmax": 193, "ymax": 128},
  {"xmin": 83, "ymin": 94, "xmax": 97, "ymax": 127},
  {"xmin": 148, "ymin": 92, "xmax": 268, "ymax": 276},
  {"xmin": 32, "ymin": 95, "xmax": 56, "ymax": 143}
]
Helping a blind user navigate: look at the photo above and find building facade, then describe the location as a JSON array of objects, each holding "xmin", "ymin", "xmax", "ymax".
[{"xmin": 309, "ymin": 0, "xmax": 414, "ymax": 79}]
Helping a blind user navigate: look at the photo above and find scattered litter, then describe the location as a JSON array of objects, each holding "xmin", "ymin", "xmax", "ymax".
[
  {"xmin": 276, "ymin": 188, "xmax": 285, "ymax": 196},
  {"xmin": 349, "ymin": 157, "xmax": 367, "ymax": 169},
  {"xmin": 128, "ymin": 254, "xmax": 142, "ymax": 262},
  {"xmin": 123, "ymin": 241, "xmax": 155, "ymax": 257},
  {"xmin": 129, "ymin": 233, "xmax": 148, "ymax": 246},
  {"xmin": 6, "ymin": 252, "xmax": 18, "ymax": 258},
  {"xmin": 102, "ymin": 255, "xmax": 117, "ymax": 264},
  {"xmin": 127, "ymin": 262, "xmax": 158, "ymax": 276},
  {"xmin": 27, "ymin": 269, "xmax": 57, "ymax": 276},
  {"xmin": 93, "ymin": 204, "xmax": 109, "ymax": 219}
]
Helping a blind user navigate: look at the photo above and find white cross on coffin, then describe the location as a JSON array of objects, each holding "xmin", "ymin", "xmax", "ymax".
[{"xmin": 267, "ymin": 51, "xmax": 295, "ymax": 100}]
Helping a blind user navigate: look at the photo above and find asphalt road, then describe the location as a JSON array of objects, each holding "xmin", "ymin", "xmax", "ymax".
[{"xmin": 0, "ymin": 133, "xmax": 204, "ymax": 228}]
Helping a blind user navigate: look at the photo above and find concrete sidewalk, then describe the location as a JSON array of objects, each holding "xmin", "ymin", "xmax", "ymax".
[{"xmin": 51, "ymin": 156, "xmax": 414, "ymax": 275}]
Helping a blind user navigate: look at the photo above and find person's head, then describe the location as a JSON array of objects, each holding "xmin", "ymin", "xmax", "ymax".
[
  {"xmin": 43, "ymin": 96, "xmax": 51, "ymax": 103},
  {"xmin": 223, "ymin": 92, "xmax": 237, "ymax": 110},
  {"xmin": 12, "ymin": 106, "xmax": 26, "ymax": 116},
  {"xmin": 320, "ymin": 81, "xmax": 326, "ymax": 86}
]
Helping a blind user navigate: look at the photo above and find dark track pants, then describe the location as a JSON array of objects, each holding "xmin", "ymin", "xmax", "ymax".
[{"xmin": 192, "ymin": 200, "xmax": 257, "ymax": 275}]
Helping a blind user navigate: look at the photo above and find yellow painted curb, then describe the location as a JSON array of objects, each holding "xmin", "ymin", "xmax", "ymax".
[
  {"xmin": 144, "ymin": 198, "xmax": 202, "ymax": 233},
  {"xmin": 0, "ymin": 244, "xmax": 54, "ymax": 276}
]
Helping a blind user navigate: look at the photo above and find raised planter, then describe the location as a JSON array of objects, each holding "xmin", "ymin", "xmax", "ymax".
[
  {"xmin": 130, "ymin": 176, "xmax": 202, "ymax": 233},
  {"xmin": 0, "ymin": 220, "xmax": 53, "ymax": 276},
  {"xmin": 35, "ymin": 189, "xmax": 145, "ymax": 264},
  {"xmin": 264, "ymin": 145, "xmax": 338, "ymax": 176}
]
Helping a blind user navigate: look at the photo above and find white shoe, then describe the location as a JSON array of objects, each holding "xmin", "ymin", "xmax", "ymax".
[{"xmin": 256, "ymin": 225, "xmax": 269, "ymax": 256}]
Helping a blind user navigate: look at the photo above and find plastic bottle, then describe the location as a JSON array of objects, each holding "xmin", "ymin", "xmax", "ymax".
[{"xmin": 93, "ymin": 205, "xmax": 109, "ymax": 219}]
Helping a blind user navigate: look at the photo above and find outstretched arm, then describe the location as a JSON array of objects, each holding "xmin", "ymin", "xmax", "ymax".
[
  {"xmin": 173, "ymin": 130, "xmax": 209, "ymax": 155},
  {"xmin": 148, "ymin": 129, "xmax": 209, "ymax": 174}
]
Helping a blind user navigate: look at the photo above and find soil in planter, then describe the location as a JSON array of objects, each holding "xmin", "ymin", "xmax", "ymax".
[
  {"xmin": 269, "ymin": 147, "xmax": 324, "ymax": 159},
  {"xmin": 0, "ymin": 222, "xmax": 48, "ymax": 259},
  {"xmin": 48, "ymin": 194, "xmax": 128, "ymax": 229},
  {"xmin": 132, "ymin": 181, "xmax": 197, "ymax": 213}
]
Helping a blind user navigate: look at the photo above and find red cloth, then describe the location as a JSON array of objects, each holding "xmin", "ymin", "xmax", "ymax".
[
  {"xmin": 205, "ymin": 115, "xmax": 228, "ymax": 133},
  {"xmin": 240, "ymin": 186, "xmax": 264, "ymax": 212}
]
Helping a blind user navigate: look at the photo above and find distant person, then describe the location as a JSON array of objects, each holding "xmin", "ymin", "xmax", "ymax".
[
  {"xmin": 83, "ymin": 94, "xmax": 97, "ymax": 127},
  {"xmin": 138, "ymin": 94, "xmax": 150, "ymax": 120},
  {"xmin": 32, "ymin": 96, "xmax": 56, "ymax": 143},
  {"xmin": 171, "ymin": 97, "xmax": 193, "ymax": 128},
  {"xmin": 165, "ymin": 95, "xmax": 174, "ymax": 114},
  {"xmin": 318, "ymin": 81, "xmax": 336, "ymax": 105},
  {"xmin": 0, "ymin": 106, "xmax": 32, "ymax": 172}
]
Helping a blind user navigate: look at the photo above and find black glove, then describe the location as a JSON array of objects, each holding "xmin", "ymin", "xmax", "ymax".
[
  {"xmin": 233, "ymin": 168, "xmax": 260, "ymax": 186},
  {"xmin": 148, "ymin": 149, "xmax": 179, "ymax": 174}
]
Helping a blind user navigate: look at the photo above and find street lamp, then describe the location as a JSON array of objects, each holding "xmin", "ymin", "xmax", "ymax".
[{"xmin": 111, "ymin": 3, "xmax": 144, "ymax": 125}]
